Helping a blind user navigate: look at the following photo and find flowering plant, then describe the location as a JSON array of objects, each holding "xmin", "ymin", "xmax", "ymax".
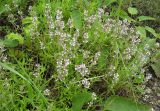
[{"xmin": 0, "ymin": 1, "xmax": 159, "ymax": 110}]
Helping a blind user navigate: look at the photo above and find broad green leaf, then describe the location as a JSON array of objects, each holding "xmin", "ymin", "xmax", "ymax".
[
  {"xmin": 72, "ymin": 91, "xmax": 92, "ymax": 111},
  {"xmin": 71, "ymin": 10, "xmax": 82, "ymax": 29},
  {"xmin": 136, "ymin": 26, "xmax": 146, "ymax": 39},
  {"xmin": 3, "ymin": 39, "xmax": 19, "ymax": 47},
  {"xmin": 125, "ymin": 16, "xmax": 136, "ymax": 22},
  {"xmin": 151, "ymin": 59, "xmax": 160, "ymax": 78},
  {"xmin": 128, "ymin": 7, "xmax": 138, "ymax": 15},
  {"xmin": 145, "ymin": 26, "xmax": 157, "ymax": 37},
  {"xmin": 104, "ymin": 96, "xmax": 151, "ymax": 111},
  {"xmin": 138, "ymin": 16, "xmax": 155, "ymax": 21},
  {"xmin": 6, "ymin": 33, "xmax": 24, "ymax": 45},
  {"xmin": 119, "ymin": 9, "xmax": 128, "ymax": 17},
  {"xmin": 118, "ymin": 9, "xmax": 136, "ymax": 22}
]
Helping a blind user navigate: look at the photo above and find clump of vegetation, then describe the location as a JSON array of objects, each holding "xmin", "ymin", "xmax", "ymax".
[
  {"xmin": 123, "ymin": 0, "xmax": 160, "ymax": 32},
  {"xmin": 0, "ymin": 0, "xmax": 159, "ymax": 111}
]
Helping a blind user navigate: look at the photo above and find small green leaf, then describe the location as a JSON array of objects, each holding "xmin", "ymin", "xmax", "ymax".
[
  {"xmin": 72, "ymin": 91, "xmax": 92, "ymax": 111},
  {"xmin": 134, "ymin": 74, "xmax": 144, "ymax": 84},
  {"xmin": 138, "ymin": 16, "xmax": 155, "ymax": 21},
  {"xmin": 22, "ymin": 17, "xmax": 33, "ymax": 25},
  {"xmin": 71, "ymin": 10, "xmax": 82, "ymax": 29},
  {"xmin": 6, "ymin": 33, "xmax": 24, "ymax": 45},
  {"xmin": 145, "ymin": 26, "xmax": 157, "ymax": 37},
  {"xmin": 128, "ymin": 7, "xmax": 138, "ymax": 15},
  {"xmin": 104, "ymin": 96, "xmax": 151, "ymax": 111}
]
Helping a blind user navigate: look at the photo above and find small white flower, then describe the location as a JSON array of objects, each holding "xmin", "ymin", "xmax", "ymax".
[
  {"xmin": 92, "ymin": 92, "xmax": 97, "ymax": 100},
  {"xmin": 3, "ymin": 78, "xmax": 10, "ymax": 88},
  {"xmin": 56, "ymin": 10, "xmax": 63, "ymax": 20},
  {"xmin": 91, "ymin": 52, "xmax": 101, "ymax": 65},
  {"xmin": 83, "ymin": 33, "xmax": 89, "ymax": 43},
  {"xmin": 0, "ymin": 44, "xmax": 5, "ymax": 52},
  {"xmin": 64, "ymin": 59, "xmax": 71, "ymax": 67},
  {"xmin": 82, "ymin": 78, "xmax": 90, "ymax": 88},
  {"xmin": 43, "ymin": 89, "xmax": 50, "ymax": 96},
  {"xmin": 109, "ymin": 65, "xmax": 116, "ymax": 72},
  {"xmin": 35, "ymin": 63, "xmax": 40, "ymax": 68},
  {"xmin": 40, "ymin": 41, "xmax": 45, "ymax": 49},
  {"xmin": 113, "ymin": 73, "xmax": 119, "ymax": 83},
  {"xmin": 97, "ymin": 8, "xmax": 104, "ymax": 19},
  {"xmin": 88, "ymin": 102, "xmax": 93, "ymax": 107},
  {"xmin": 155, "ymin": 42, "xmax": 160, "ymax": 47},
  {"xmin": 50, "ymin": 22, "xmax": 55, "ymax": 29},
  {"xmin": 18, "ymin": 11, "xmax": 23, "ymax": 15},
  {"xmin": 13, "ymin": 0, "xmax": 18, "ymax": 8},
  {"xmin": 75, "ymin": 64, "xmax": 89, "ymax": 76},
  {"xmin": 70, "ymin": 37, "xmax": 77, "ymax": 47},
  {"xmin": 145, "ymin": 72, "xmax": 152, "ymax": 82},
  {"xmin": 2, "ymin": 55, "xmax": 7, "ymax": 62},
  {"xmin": 67, "ymin": 18, "xmax": 73, "ymax": 28},
  {"xmin": 28, "ymin": 6, "xmax": 32, "ymax": 11},
  {"xmin": 83, "ymin": 50, "xmax": 90, "ymax": 59},
  {"xmin": 33, "ymin": 72, "xmax": 39, "ymax": 78},
  {"xmin": 8, "ymin": 14, "xmax": 14, "ymax": 20}
]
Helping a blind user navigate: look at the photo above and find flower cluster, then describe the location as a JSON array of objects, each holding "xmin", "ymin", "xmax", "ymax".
[
  {"xmin": 56, "ymin": 58, "xmax": 71, "ymax": 81},
  {"xmin": 33, "ymin": 63, "xmax": 41, "ymax": 78},
  {"xmin": 91, "ymin": 52, "xmax": 101, "ymax": 65},
  {"xmin": 83, "ymin": 32, "xmax": 89, "ymax": 43},
  {"xmin": 43, "ymin": 88, "xmax": 50, "ymax": 96},
  {"xmin": 45, "ymin": 4, "xmax": 55, "ymax": 39},
  {"xmin": 81, "ymin": 78, "xmax": 90, "ymax": 88},
  {"xmin": 55, "ymin": 10, "xmax": 65, "ymax": 30},
  {"xmin": 83, "ymin": 50, "xmax": 90, "ymax": 59},
  {"xmin": 29, "ymin": 11, "xmax": 39, "ymax": 39},
  {"xmin": 51, "ymin": 8, "xmax": 154, "ymax": 89},
  {"xmin": 22, "ymin": 6, "xmax": 158, "ymax": 93},
  {"xmin": 75, "ymin": 64, "xmax": 89, "ymax": 77},
  {"xmin": 70, "ymin": 29, "xmax": 79, "ymax": 48},
  {"xmin": 0, "ymin": 43, "xmax": 7, "ymax": 62}
]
